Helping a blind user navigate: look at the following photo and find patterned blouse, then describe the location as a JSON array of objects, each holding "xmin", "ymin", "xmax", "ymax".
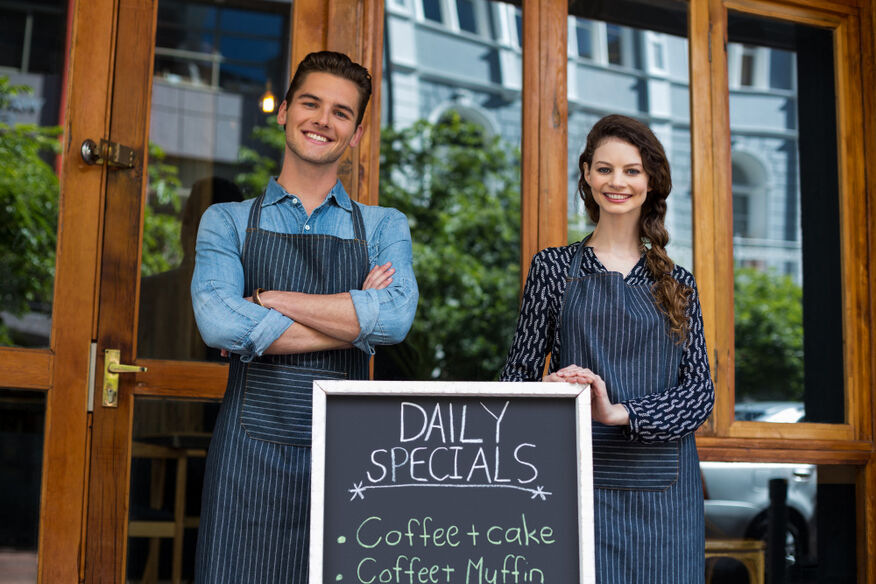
[{"xmin": 500, "ymin": 241, "xmax": 714, "ymax": 444}]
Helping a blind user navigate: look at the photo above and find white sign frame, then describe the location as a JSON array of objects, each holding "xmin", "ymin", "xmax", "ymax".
[{"xmin": 309, "ymin": 380, "xmax": 595, "ymax": 584}]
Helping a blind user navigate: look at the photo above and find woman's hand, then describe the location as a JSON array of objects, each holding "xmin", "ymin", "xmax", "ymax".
[
  {"xmin": 543, "ymin": 364, "xmax": 590, "ymax": 384},
  {"xmin": 544, "ymin": 365, "xmax": 630, "ymax": 426}
]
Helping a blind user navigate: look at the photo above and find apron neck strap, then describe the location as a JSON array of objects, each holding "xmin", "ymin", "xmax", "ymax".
[
  {"xmin": 246, "ymin": 191, "xmax": 267, "ymax": 230},
  {"xmin": 350, "ymin": 201, "xmax": 366, "ymax": 241},
  {"xmin": 568, "ymin": 241, "xmax": 587, "ymax": 279},
  {"xmin": 246, "ymin": 189, "xmax": 367, "ymax": 241}
]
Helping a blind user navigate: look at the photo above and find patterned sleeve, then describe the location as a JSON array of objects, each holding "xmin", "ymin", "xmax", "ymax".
[
  {"xmin": 621, "ymin": 270, "xmax": 715, "ymax": 443},
  {"xmin": 499, "ymin": 250, "xmax": 560, "ymax": 382}
]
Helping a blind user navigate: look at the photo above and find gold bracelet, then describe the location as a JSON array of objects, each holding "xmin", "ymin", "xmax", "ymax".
[{"xmin": 253, "ymin": 288, "xmax": 265, "ymax": 307}]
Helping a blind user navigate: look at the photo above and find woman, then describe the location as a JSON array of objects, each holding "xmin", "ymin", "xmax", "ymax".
[{"xmin": 501, "ymin": 114, "xmax": 714, "ymax": 582}]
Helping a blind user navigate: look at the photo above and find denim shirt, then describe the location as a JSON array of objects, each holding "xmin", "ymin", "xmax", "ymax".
[{"xmin": 191, "ymin": 177, "xmax": 418, "ymax": 360}]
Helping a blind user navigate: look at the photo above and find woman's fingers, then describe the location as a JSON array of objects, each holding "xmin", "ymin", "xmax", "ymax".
[{"xmin": 545, "ymin": 364, "xmax": 594, "ymax": 384}]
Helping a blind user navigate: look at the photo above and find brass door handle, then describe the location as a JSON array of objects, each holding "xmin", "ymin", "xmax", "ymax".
[{"xmin": 102, "ymin": 349, "xmax": 147, "ymax": 408}]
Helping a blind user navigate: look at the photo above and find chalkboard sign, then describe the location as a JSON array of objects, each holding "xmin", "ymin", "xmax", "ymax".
[{"xmin": 310, "ymin": 381, "xmax": 595, "ymax": 584}]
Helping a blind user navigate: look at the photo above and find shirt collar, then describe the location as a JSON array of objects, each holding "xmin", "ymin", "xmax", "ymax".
[{"xmin": 263, "ymin": 177, "xmax": 352, "ymax": 211}]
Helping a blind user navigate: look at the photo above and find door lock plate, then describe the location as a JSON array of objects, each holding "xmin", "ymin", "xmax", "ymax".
[{"xmin": 102, "ymin": 349, "xmax": 147, "ymax": 408}]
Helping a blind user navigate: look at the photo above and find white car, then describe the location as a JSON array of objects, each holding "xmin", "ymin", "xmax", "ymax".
[{"xmin": 700, "ymin": 402, "xmax": 814, "ymax": 566}]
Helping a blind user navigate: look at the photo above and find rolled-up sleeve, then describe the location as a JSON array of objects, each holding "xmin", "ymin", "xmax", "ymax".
[
  {"xmin": 348, "ymin": 208, "xmax": 418, "ymax": 354},
  {"xmin": 191, "ymin": 203, "xmax": 292, "ymax": 361}
]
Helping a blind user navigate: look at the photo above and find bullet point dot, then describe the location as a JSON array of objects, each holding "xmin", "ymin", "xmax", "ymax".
[{"xmin": 337, "ymin": 536, "xmax": 346, "ymax": 544}]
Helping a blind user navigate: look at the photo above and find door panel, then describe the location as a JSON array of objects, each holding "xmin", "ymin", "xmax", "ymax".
[
  {"xmin": 79, "ymin": 0, "xmax": 380, "ymax": 580},
  {"xmin": 125, "ymin": 2, "xmax": 292, "ymax": 578},
  {"xmin": 0, "ymin": 0, "xmax": 120, "ymax": 581}
]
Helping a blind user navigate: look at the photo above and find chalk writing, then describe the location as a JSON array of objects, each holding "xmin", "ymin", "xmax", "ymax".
[{"xmin": 355, "ymin": 401, "xmax": 548, "ymax": 501}]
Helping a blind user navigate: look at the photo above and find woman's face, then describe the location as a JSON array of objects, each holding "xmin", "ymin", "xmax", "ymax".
[{"xmin": 583, "ymin": 137, "xmax": 649, "ymax": 220}]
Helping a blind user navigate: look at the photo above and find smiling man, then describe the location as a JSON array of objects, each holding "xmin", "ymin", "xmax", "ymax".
[{"xmin": 191, "ymin": 51, "xmax": 418, "ymax": 583}]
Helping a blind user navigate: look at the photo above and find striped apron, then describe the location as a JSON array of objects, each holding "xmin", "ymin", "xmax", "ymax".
[
  {"xmin": 195, "ymin": 193, "xmax": 370, "ymax": 583},
  {"xmin": 558, "ymin": 243, "xmax": 704, "ymax": 583}
]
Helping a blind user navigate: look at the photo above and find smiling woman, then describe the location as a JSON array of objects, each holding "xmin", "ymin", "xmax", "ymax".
[{"xmin": 501, "ymin": 114, "xmax": 714, "ymax": 582}]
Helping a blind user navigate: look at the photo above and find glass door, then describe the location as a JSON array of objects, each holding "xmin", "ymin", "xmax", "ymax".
[
  {"xmin": 76, "ymin": 0, "xmax": 296, "ymax": 581},
  {"xmin": 0, "ymin": 0, "xmax": 122, "ymax": 581},
  {"xmin": 127, "ymin": 2, "xmax": 291, "ymax": 581}
]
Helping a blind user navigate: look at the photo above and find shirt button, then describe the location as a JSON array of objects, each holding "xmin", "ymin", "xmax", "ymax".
[
  {"xmin": 304, "ymin": 224, "xmax": 311, "ymax": 231},
  {"xmin": 292, "ymin": 198, "xmax": 299, "ymax": 205}
]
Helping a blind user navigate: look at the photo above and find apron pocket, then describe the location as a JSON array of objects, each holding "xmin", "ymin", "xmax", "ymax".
[
  {"xmin": 591, "ymin": 423, "xmax": 679, "ymax": 490},
  {"xmin": 240, "ymin": 362, "xmax": 346, "ymax": 447}
]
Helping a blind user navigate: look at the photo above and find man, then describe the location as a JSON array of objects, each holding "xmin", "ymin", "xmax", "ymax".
[{"xmin": 191, "ymin": 51, "xmax": 418, "ymax": 583}]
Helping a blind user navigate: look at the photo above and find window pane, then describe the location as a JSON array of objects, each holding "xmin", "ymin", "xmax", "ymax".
[
  {"xmin": 576, "ymin": 23, "xmax": 593, "ymax": 59},
  {"xmin": 456, "ymin": 0, "xmax": 477, "ymax": 34},
  {"xmin": 728, "ymin": 12, "xmax": 842, "ymax": 424},
  {"xmin": 127, "ymin": 398, "xmax": 218, "ymax": 582},
  {"xmin": 703, "ymin": 461, "xmax": 857, "ymax": 582},
  {"xmin": 567, "ymin": 0, "xmax": 692, "ymax": 272},
  {"xmin": 422, "ymin": 0, "xmax": 442, "ymax": 23},
  {"xmin": 140, "ymin": 0, "xmax": 289, "ymax": 362},
  {"xmin": 606, "ymin": 23, "xmax": 623, "ymax": 65},
  {"xmin": 0, "ymin": 388, "xmax": 45, "ymax": 584},
  {"xmin": 0, "ymin": 0, "xmax": 68, "ymax": 349},
  {"xmin": 380, "ymin": 0, "xmax": 522, "ymax": 381}
]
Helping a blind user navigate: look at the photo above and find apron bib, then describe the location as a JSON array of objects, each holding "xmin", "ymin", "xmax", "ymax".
[
  {"xmin": 195, "ymin": 193, "xmax": 370, "ymax": 583},
  {"xmin": 558, "ymin": 242, "xmax": 682, "ymax": 491},
  {"xmin": 557, "ymin": 243, "xmax": 706, "ymax": 582}
]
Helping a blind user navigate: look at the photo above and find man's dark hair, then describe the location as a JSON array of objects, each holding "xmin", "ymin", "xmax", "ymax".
[{"xmin": 284, "ymin": 51, "xmax": 372, "ymax": 127}]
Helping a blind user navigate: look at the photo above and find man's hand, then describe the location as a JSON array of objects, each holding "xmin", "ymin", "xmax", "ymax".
[{"xmin": 362, "ymin": 262, "xmax": 394, "ymax": 290}]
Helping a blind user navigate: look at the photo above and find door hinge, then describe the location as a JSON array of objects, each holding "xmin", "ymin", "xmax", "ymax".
[{"xmin": 80, "ymin": 138, "xmax": 136, "ymax": 169}]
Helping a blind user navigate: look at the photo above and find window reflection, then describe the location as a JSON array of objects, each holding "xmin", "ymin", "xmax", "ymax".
[
  {"xmin": 0, "ymin": 0, "xmax": 67, "ymax": 349},
  {"xmin": 703, "ymin": 462, "xmax": 857, "ymax": 582},
  {"xmin": 728, "ymin": 13, "xmax": 841, "ymax": 423},
  {"xmin": 379, "ymin": 0, "xmax": 522, "ymax": 381},
  {"xmin": 139, "ymin": 0, "xmax": 290, "ymax": 362}
]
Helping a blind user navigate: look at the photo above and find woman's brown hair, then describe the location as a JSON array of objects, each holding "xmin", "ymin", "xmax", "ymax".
[{"xmin": 577, "ymin": 114, "xmax": 692, "ymax": 342}]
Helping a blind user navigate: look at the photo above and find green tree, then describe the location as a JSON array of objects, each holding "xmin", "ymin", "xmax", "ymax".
[
  {"xmin": 378, "ymin": 114, "xmax": 521, "ymax": 380},
  {"xmin": 0, "ymin": 77, "xmax": 61, "ymax": 345},
  {"xmin": 734, "ymin": 266, "xmax": 804, "ymax": 401},
  {"xmin": 236, "ymin": 115, "xmax": 284, "ymax": 198},
  {"xmin": 141, "ymin": 143, "xmax": 183, "ymax": 276}
]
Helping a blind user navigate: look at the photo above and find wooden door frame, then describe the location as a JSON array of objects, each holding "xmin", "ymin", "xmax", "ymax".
[
  {"xmin": 28, "ymin": 0, "xmax": 119, "ymax": 581},
  {"xmin": 82, "ymin": 0, "xmax": 158, "ymax": 579}
]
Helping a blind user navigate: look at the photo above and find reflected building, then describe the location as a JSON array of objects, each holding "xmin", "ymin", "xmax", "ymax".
[{"xmin": 383, "ymin": 0, "xmax": 801, "ymax": 282}]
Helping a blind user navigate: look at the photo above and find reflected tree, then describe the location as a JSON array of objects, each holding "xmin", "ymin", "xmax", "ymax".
[
  {"xmin": 734, "ymin": 266, "xmax": 804, "ymax": 402},
  {"xmin": 0, "ymin": 77, "xmax": 60, "ymax": 345},
  {"xmin": 378, "ymin": 114, "xmax": 521, "ymax": 381},
  {"xmin": 142, "ymin": 143, "xmax": 183, "ymax": 276}
]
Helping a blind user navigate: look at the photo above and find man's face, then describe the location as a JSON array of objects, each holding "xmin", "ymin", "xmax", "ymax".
[{"xmin": 277, "ymin": 72, "xmax": 365, "ymax": 167}]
